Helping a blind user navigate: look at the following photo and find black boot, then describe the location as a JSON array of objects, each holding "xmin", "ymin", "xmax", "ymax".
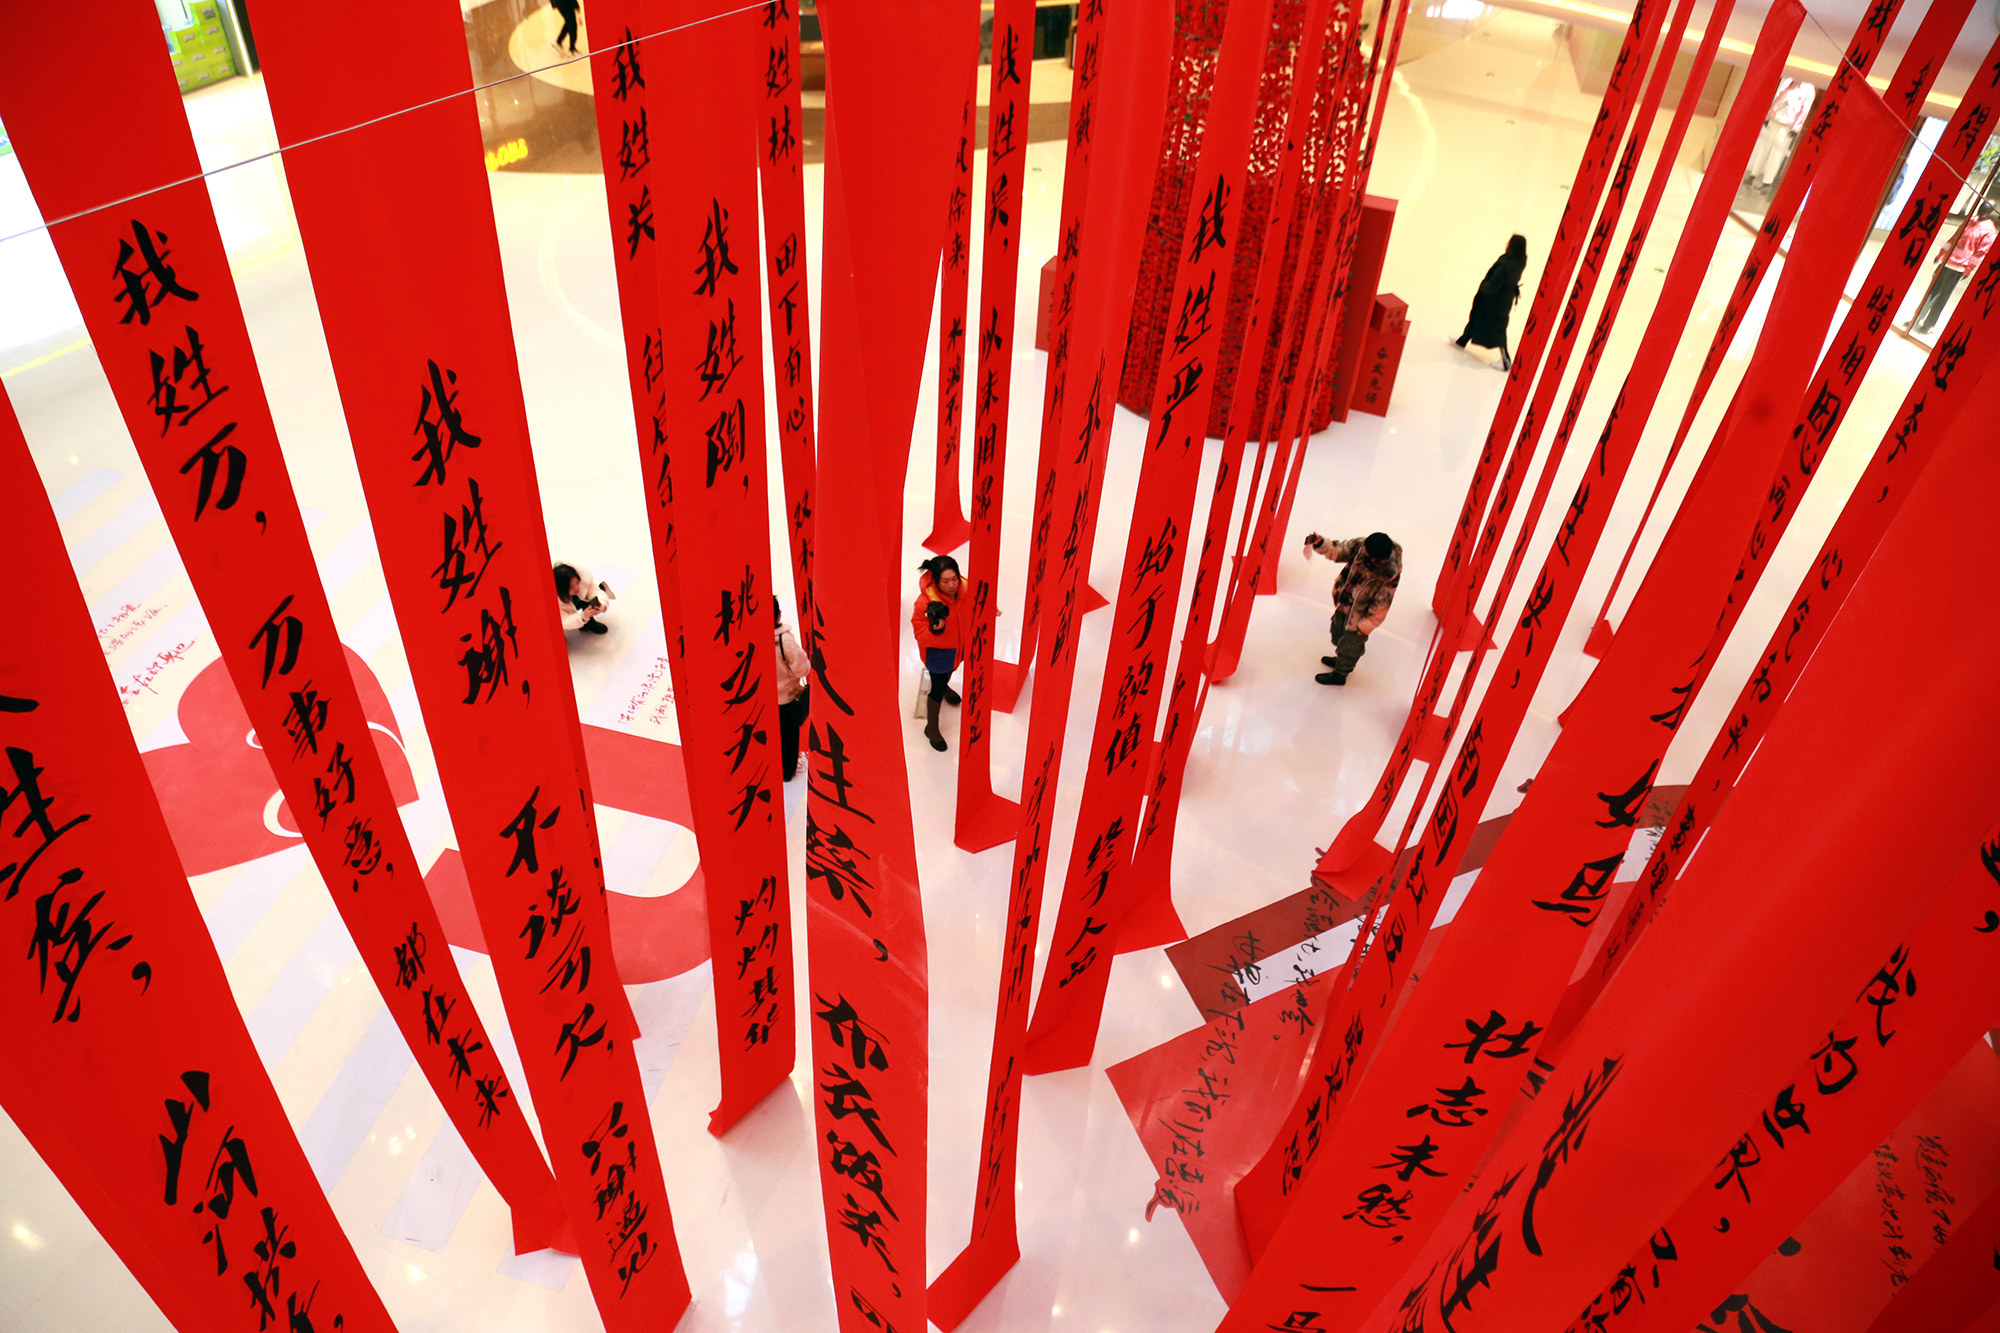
[
  {"xmin": 925, "ymin": 693, "xmax": 948, "ymax": 751},
  {"xmin": 941, "ymin": 682, "xmax": 962, "ymax": 705}
]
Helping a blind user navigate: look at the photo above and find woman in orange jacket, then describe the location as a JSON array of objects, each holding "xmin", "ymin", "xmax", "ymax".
[{"xmin": 910, "ymin": 555, "xmax": 965, "ymax": 751}]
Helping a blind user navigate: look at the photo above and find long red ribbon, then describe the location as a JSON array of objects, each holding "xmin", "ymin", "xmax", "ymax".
[
  {"xmin": 0, "ymin": 0, "xmax": 565, "ymax": 1253},
  {"xmin": 253, "ymin": 6, "xmax": 688, "ymax": 1320},
  {"xmin": 1, "ymin": 384, "xmax": 396, "ymax": 1332},
  {"xmin": 923, "ymin": 26, "xmax": 980, "ymax": 558},
  {"xmin": 648, "ymin": 5, "xmax": 798, "ymax": 1136},
  {"xmin": 952, "ymin": 0, "xmax": 1040, "ymax": 852},
  {"xmin": 807, "ymin": 3, "xmax": 970, "ymax": 1327}
]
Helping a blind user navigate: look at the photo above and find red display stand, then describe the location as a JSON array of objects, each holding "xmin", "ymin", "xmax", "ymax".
[
  {"xmin": 1351, "ymin": 292, "xmax": 1408, "ymax": 417},
  {"xmin": 1318, "ymin": 193, "xmax": 1397, "ymax": 423},
  {"xmin": 1035, "ymin": 253, "xmax": 1058, "ymax": 350}
]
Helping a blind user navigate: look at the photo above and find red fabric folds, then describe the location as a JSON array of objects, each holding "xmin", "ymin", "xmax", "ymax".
[
  {"xmin": 253, "ymin": 5, "xmax": 688, "ymax": 1321},
  {"xmin": 0, "ymin": 386, "xmax": 396, "ymax": 1332},
  {"xmin": 1024, "ymin": 0, "xmax": 1275, "ymax": 1075},
  {"xmin": 1345, "ymin": 329, "xmax": 2000, "ymax": 1333},
  {"xmin": 952, "ymin": 0, "xmax": 1040, "ymax": 852},
  {"xmin": 647, "ymin": 6, "xmax": 797, "ymax": 1135},
  {"xmin": 0, "ymin": 0, "xmax": 565, "ymax": 1253},
  {"xmin": 1227, "ymin": 0, "xmax": 1802, "ymax": 1275},
  {"xmin": 929, "ymin": 3, "xmax": 1173, "ymax": 1322},
  {"xmin": 807, "ymin": 2, "xmax": 969, "ymax": 1328}
]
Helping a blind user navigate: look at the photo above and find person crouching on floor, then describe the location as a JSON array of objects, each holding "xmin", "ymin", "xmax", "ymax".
[
  {"xmin": 554, "ymin": 561, "xmax": 615, "ymax": 636},
  {"xmin": 910, "ymin": 555, "xmax": 964, "ymax": 751},
  {"xmin": 1304, "ymin": 531, "xmax": 1401, "ymax": 685}
]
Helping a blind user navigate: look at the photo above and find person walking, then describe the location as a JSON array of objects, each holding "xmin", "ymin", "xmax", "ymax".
[
  {"xmin": 553, "ymin": 561, "xmax": 613, "ymax": 636},
  {"xmin": 910, "ymin": 555, "xmax": 965, "ymax": 752},
  {"xmin": 1908, "ymin": 205, "xmax": 1997, "ymax": 336},
  {"xmin": 1304, "ymin": 531, "xmax": 1401, "ymax": 686},
  {"xmin": 550, "ymin": 0, "xmax": 581, "ymax": 54},
  {"xmin": 1454, "ymin": 234, "xmax": 1528, "ymax": 370},
  {"xmin": 775, "ymin": 603, "xmax": 809, "ymax": 781}
]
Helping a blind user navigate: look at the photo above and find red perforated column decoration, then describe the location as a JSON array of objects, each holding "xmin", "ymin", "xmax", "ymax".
[
  {"xmin": 953, "ymin": 0, "xmax": 1037, "ymax": 853},
  {"xmin": 649, "ymin": 3, "xmax": 797, "ymax": 1135},
  {"xmin": 807, "ymin": 2, "xmax": 970, "ymax": 1329},
  {"xmin": 0, "ymin": 384, "xmax": 397, "ymax": 1333},
  {"xmin": 253, "ymin": 3, "xmax": 688, "ymax": 1321},
  {"xmin": 0, "ymin": 0, "xmax": 568, "ymax": 1253}
]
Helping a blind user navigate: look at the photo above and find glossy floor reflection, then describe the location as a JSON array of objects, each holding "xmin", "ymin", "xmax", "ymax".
[{"xmin": 0, "ymin": 4, "xmax": 1947, "ymax": 1330}]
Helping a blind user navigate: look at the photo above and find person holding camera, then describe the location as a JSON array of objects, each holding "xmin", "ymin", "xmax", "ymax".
[
  {"xmin": 910, "ymin": 554, "xmax": 965, "ymax": 752},
  {"xmin": 1303, "ymin": 531, "xmax": 1401, "ymax": 685},
  {"xmin": 554, "ymin": 561, "xmax": 615, "ymax": 636}
]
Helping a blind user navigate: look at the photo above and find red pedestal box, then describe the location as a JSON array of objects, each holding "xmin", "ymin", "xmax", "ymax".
[
  {"xmin": 1320, "ymin": 193, "xmax": 1397, "ymax": 425},
  {"xmin": 1035, "ymin": 254, "xmax": 1057, "ymax": 351},
  {"xmin": 1352, "ymin": 293, "xmax": 1408, "ymax": 418}
]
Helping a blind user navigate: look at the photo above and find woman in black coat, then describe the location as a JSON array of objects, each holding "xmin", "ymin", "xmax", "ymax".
[{"xmin": 1455, "ymin": 234, "xmax": 1527, "ymax": 370}]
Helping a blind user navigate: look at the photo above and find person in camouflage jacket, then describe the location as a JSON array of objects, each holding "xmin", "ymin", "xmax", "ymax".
[{"xmin": 1305, "ymin": 531, "xmax": 1401, "ymax": 685}]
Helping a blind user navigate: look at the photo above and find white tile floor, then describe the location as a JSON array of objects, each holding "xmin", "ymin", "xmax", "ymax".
[{"xmin": 0, "ymin": 4, "xmax": 1956, "ymax": 1329}]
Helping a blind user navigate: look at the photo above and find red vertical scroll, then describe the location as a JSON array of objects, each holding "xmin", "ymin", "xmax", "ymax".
[
  {"xmin": 582, "ymin": 1, "xmax": 691, "ymax": 697},
  {"xmin": 953, "ymin": 0, "xmax": 1038, "ymax": 853},
  {"xmin": 252, "ymin": 5, "xmax": 689, "ymax": 1323},
  {"xmin": 924, "ymin": 26, "xmax": 981, "ymax": 557},
  {"xmin": 756, "ymin": 0, "xmax": 822, "ymax": 629},
  {"xmin": 1023, "ymin": 0, "xmax": 1275, "ymax": 1075},
  {"xmin": 0, "ymin": 388, "xmax": 396, "ymax": 1333},
  {"xmin": 1016, "ymin": 0, "xmax": 1112, "ymax": 666},
  {"xmin": 1227, "ymin": 0, "xmax": 1803, "ymax": 1268},
  {"xmin": 1349, "ymin": 388, "xmax": 2000, "ymax": 1329},
  {"xmin": 927, "ymin": 1, "xmax": 1174, "ymax": 1322},
  {"xmin": 0, "ymin": 0, "xmax": 565, "ymax": 1255},
  {"xmin": 1867, "ymin": 1150, "xmax": 2000, "ymax": 1333},
  {"xmin": 650, "ymin": 4, "xmax": 797, "ymax": 1134},
  {"xmin": 809, "ymin": 2, "xmax": 969, "ymax": 1329}
]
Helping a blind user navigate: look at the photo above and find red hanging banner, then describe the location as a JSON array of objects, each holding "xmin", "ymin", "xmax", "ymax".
[
  {"xmin": 1343, "ymin": 362, "xmax": 2000, "ymax": 1333},
  {"xmin": 953, "ymin": 0, "xmax": 1039, "ymax": 852},
  {"xmin": 1229, "ymin": 0, "xmax": 1802, "ymax": 1263},
  {"xmin": 252, "ymin": 4, "xmax": 689, "ymax": 1321},
  {"xmin": 1866, "ymin": 1139, "xmax": 2000, "ymax": 1333},
  {"xmin": 1565, "ymin": 836, "xmax": 2000, "ymax": 1333},
  {"xmin": 1581, "ymin": 0, "xmax": 1916, "ymax": 648},
  {"xmin": 1572, "ymin": 37, "xmax": 2000, "ymax": 1028},
  {"xmin": 808, "ymin": 2, "xmax": 970, "ymax": 1328},
  {"xmin": 648, "ymin": 2, "xmax": 797, "ymax": 1134},
  {"xmin": 0, "ymin": 0, "xmax": 565, "ymax": 1254},
  {"xmin": 755, "ymin": 0, "xmax": 822, "ymax": 631},
  {"xmin": 1123, "ymin": 0, "xmax": 1340, "ymax": 947},
  {"xmin": 0, "ymin": 386, "xmax": 397, "ymax": 1333},
  {"xmin": 932, "ymin": 3, "xmax": 1173, "ymax": 1311},
  {"xmin": 924, "ymin": 26, "xmax": 980, "ymax": 557},
  {"xmin": 1015, "ymin": 0, "xmax": 1112, "ymax": 669},
  {"xmin": 1024, "ymin": 0, "xmax": 1275, "ymax": 1075}
]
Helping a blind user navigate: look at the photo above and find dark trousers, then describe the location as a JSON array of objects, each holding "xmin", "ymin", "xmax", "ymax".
[
  {"xmin": 554, "ymin": 4, "xmax": 579, "ymax": 50},
  {"xmin": 1913, "ymin": 267, "xmax": 1965, "ymax": 334},
  {"xmin": 779, "ymin": 694, "xmax": 808, "ymax": 780},
  {"xmin": 1329, "ymin": 611, "xmax": 1369, "ymax": 675}
]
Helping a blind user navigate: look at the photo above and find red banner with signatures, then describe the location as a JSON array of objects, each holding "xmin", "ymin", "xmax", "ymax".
[
  {"xmin": 0, "ymin": 0, "xmax": 566, "ymax": 1254},
  {"xmin": 646, "ymin": 2, "xmax": 797, "ymax": 1136},
  {"xmin": 1227, "ymin": 0, "xmax": 1802, "ymax": 1272},
  {"xmin": 1024, "ymin": 0, "xmax": 1275, "ymax": 1075},
  {"xmin": 807, "ymin": 2, "xmax": 970, "ymax": 1328},
  {"xmin": 928, "ymin": 0, "xmax": 1172, "ymax": 1322},
  {"xmin": 1345, "ymin": 367, "xmax": 2000, "ymax": 1333},
  {"xmin": 952, "ymin": 0, "xmax": 1039, "ymax": 852},
  {"xmin": 754, "ymin": 0, "xmax": 822, "ymax": 633},
  {"xmin": 924, "ymin": 25, "xmax": 980, "ymax": 557},
  {"xmin": 1565, "ymin": 838, "xmax": 2000, "ymax": 1333},
  {"xmin": 253, "ymin": 3, "xmax": 689, "ymax": 1322},
  {"xmin": 1, "ymin": 387, "xmax": 397, "ymax": 1332}
]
